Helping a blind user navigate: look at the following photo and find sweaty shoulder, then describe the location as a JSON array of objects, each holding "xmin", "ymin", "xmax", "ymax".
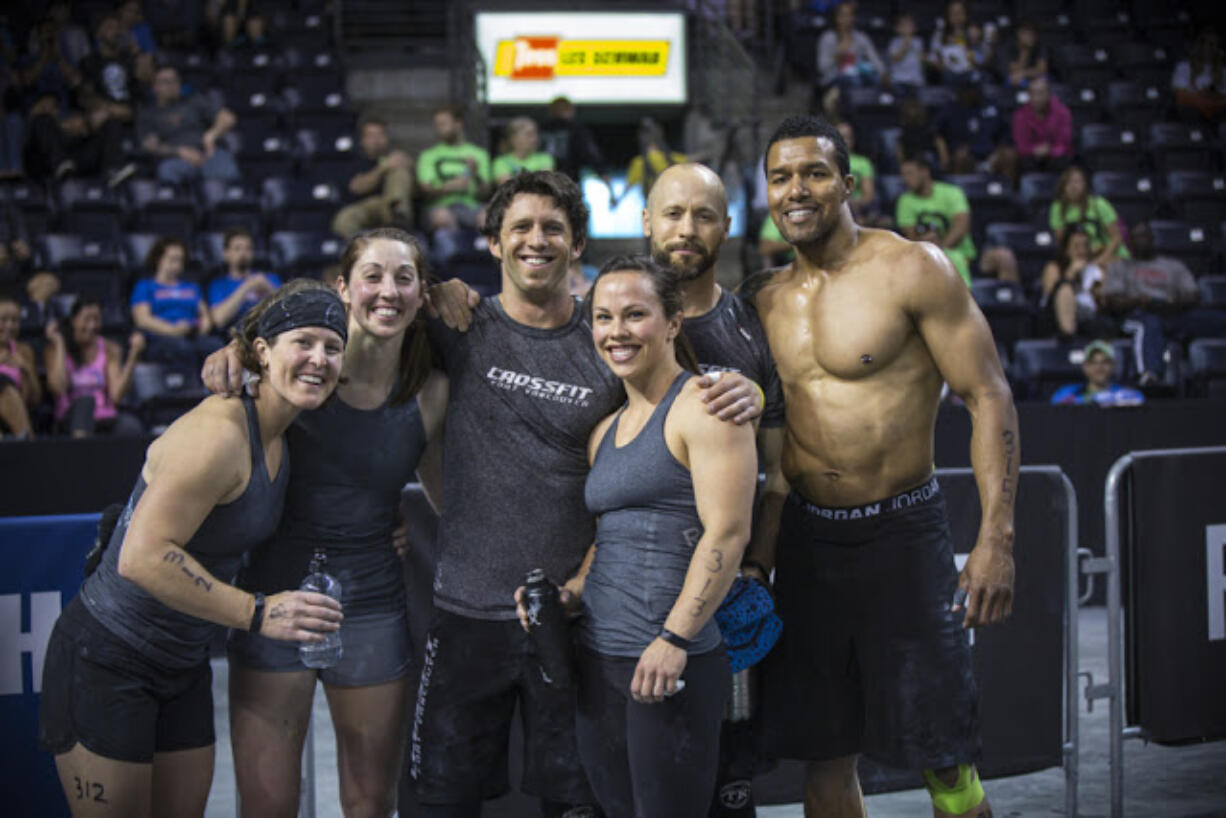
[
  {"xmin": 862, "ymin": 228, "xmax": 964, "ymax": 310},
  {"xmin": 145, "ymin": 395, "xmax": 249, "ymax": 485},
  {"xmin": 737, "ymin": 265, "xmax": 789, "ymax": 304}
]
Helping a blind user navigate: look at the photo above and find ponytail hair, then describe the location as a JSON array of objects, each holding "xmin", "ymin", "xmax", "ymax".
[{"xmin": 584, "ymin": 254, "xmax": 701, "ymax": 374}]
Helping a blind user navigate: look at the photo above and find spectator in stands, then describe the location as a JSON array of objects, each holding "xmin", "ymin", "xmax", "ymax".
[
  {"xmin": 138, "ymin": 64, "xmax": 239, "ymax": 184},
  {"xmin": 45, "ymin": 297, "xmax": 145, "ymax": 436},
  {"xmin": 23, "ymin": 91, "xmax": 135, "ymax": 186},
  {"xmin": 887, "ymin": 12, "xmax": 925, "ymax": 95},
  {"xmin": 40, "ymin": 2, "xmax": 92, "ymax": 68},
  {"xmin": 0, "ymin": 205, "xmax": 32, "ymax": 284},
  {"xmin": 131, "ymin": 236, "xmax": 223, "ymax": 370},
  {"xmin": 21, "ymin": 270, "xmax": 63, "ymax": 332},
  {"xmin": 417, "ymin": 105, "xmax": 490, "ymax": 262},
  {"xmin": 1106, "ymin": 221, "xmax": 1226, "ymax": 385},
  {"xmin": 539, "ymin": 96, "xmax": 612, "ymax": 191},
  {"xmin": 1049, "ymin": 165, "xmax": 1126, "ymax": 266},
  {"xmin": 492, "ymin": 116, "xmax": 555, "ymax": 185},
  {"xmin": 927, "ymin": 0, "xmax": 994, "ymax": 84},
  {"xmin": 897, "ymin": 153, "xmax": 1019, "ymax": 286},
  {"xmin": 1012, "ymin": 75, "xmax": 1072, "ymax": 173},
  {"xmin": 208, "ymin": 227, "xmax": 282, "ymax": 333},
  {"xmin": 331, "ymin": 114, "xmax": 413, "ymax": 238},
  {"xmin": 995, "ymin": 20, "xmax": 1048, "ymax": 89},
  {"xmin": 76, "ymin": 12, "xmax": 150, "ymax": 122},
  {"xmin": 205, "ymin": 0, "xmax": 250, "ymax": 51},
  {"xmin": 227, "ymin": 11, "xmax": 268, "ymax": 51},
  {"xmin": 626, "ymin": 117, "xmax": 687, "ymax": 198},
  {"xmin": 118, "ymin": 0, "xmax": 158, "ymax": 54},
  {"xmin": 15, "ymin": 17, "xmax": 80, "ymax": 113},
  {"xmin": 1038, "ymin": 226, "xmax": 1114, "ymax": 340},
  {"xmin": 817, "ymin": 1, "xmax": 886, "ymax": 113},
  {"xmin": 936, "ymin": 78, "xmax": 1017, "ymax": 183},
  {"xmin": 1172, "ymin": 30, "xmax": 1226, "ymax": 123},
  {"xmin": 837, "ymin": 120, "xmax": 884, "ymax": 225},
  {"xmin": 1051, "ymin": 340, "xmax": 1144, "ymax": 406},
  {"xmin": 0, "ymin": 32, "xmax": 24, "ymax": 178},
  {"xmin": 0, "ymin": 292, "xmax": 39, "ymax": 438},
  {"xmin": 896, "ymin": 98, "xmax": 948, "ymax": 173}
]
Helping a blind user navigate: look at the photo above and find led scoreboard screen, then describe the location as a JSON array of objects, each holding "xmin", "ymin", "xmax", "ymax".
[{"xmin": 475, "ymin": 12, "xmax": 688, "ymax": 105}]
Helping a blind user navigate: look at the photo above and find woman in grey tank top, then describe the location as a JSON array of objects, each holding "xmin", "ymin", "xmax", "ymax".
[
  {"xmin": 216, "ymin": 229, "xmax": 447, "ymax": 818},
  {"xmin": 39, "ymin": 280, "xmax": 348, "ymax": 817},
  {"xmin": 573, "ymin": 256, "xmax": 758, "ymax": 816}
]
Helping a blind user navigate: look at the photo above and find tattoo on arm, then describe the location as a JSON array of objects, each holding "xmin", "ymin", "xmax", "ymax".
[
  {"xmin": 73, "ymin": 777, "xmax": 108, "ymax": 803},
  {"xmin": 688, "ymin": 597, "xmax": 708, "ymax": 618},
  {"xmin": 161, "ymin": 549, "xmax": 213, "ymax": 591},
  {"xmin": 1000, "ymin": 429, "xmax": 1017, "ymax": 503},
  {"xmin": 705, "ymin": 549, "xmax": 723, "ymax": 573},
  {"xmin": 268, "ymin": 604, "xmax": 285, "ymax": 620}
]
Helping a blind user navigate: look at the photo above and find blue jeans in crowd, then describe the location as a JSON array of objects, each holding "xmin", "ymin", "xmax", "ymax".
[
  {"xmin": 157, "ymin": 148, "xmax": 241, "ymax": 185},
  {"xmin": 1123, "ymin": 308, "xmax": 1226, "ymax": 377}
]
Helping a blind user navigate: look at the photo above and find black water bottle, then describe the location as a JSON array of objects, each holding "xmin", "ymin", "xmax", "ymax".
[{"xmin": 523, "ymin": 568, "xmax": 573, "ymax": 688}]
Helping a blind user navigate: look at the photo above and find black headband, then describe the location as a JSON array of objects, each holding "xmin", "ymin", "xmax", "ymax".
[{"xmin": 257, "ymin": 288, "xmax": 348, "ymax": 343}]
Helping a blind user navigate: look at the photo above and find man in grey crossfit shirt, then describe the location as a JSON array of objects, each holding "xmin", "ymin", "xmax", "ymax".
[{"xmin": 412, "ymin": 171, "xmax": 766, "ymax": 817}]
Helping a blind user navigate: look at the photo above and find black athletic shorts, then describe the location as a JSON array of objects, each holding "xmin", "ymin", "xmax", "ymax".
[
  {"xmin": 409, "ymin": 608, "xmax": 596, "ymax": 805},
  {"xmin": 38, "ymin": 597, "xmax": 215, "ymax": 763},
  {"xmin": 758, "ymin": 478, "xmax": 981, "ymax": 770}
]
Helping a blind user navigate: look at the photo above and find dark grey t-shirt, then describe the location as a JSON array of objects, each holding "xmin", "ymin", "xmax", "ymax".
[
  {"xmin": 428, "ymin": 297, "xmax": 623, "ymax": 620},
  {"xmin": 683, "ymin": 288, "xmax": 784, "ymax": 428}
]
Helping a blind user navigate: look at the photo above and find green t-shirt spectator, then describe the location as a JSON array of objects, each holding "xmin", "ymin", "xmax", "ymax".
[
  {"xmin": 417, "ymin": 142, "xmax": 491, "ymax": 210},
  {"xmin": 1048, "ymin": 195, "xmax": 1130, "ymax": 259},
  {"xmin": 758, "ymin": 217, "xmax": 796, "ymax": 262},
  {"xmin": 849, "ymin": 152, "xmax": 874, "ymax": 200},
  {"xmin": 896, "ymin": 181, "xmax": 976, "ymax": 285},
  {"xmin": 492, "ymin": 151, "xmax": 555, "ymax": 182}
]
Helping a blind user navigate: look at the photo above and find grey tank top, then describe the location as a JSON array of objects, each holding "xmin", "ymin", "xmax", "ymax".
[
  {"xmin": 81, "ymin": 394, "xmax": 290, "ymax": 669},
  {"xmin": 237, "ymin": 394, "xmax": 427, "ymax": 618},
  {"xmin": 580, "ymin": 371, "xmax": 721, "ymax": 657}
]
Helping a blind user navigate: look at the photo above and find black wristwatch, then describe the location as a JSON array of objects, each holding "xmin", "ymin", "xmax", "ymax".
[
  {"xmin": 659, "ymin": 628, "xmax": 692, "ymax": 650},
  {"xmin": 249, "ymin": 592, "xmax": 266, "ymax": 634}
]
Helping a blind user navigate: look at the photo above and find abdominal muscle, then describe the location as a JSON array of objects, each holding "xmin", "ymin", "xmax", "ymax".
[{"xmin": 781, "ymin": 365, "xmax": 943, "ymax": 507}]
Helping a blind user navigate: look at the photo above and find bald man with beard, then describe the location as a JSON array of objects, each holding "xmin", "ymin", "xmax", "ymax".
[{"xmin": 643, "ymin": 163, "xmax": 787, "ymax": 816}]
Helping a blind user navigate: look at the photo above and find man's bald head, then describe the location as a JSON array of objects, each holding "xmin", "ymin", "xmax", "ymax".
[
  {"xmin": 646, "ymin": 163, "xmax": 728, "ymax": 217},
  {"xmin": 643, "ymin": 163, "xmax": 731, "ymax": 282}
]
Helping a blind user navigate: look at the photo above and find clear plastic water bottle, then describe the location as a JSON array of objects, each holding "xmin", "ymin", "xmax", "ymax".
[{"xmin": 299, "ymin": 549, "xmax": 343, "ymax": 669}]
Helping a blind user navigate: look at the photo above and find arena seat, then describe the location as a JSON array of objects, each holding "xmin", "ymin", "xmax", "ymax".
[
  {"xmin": 1091, "ymin": 171, "xmax": 1161, "ymax": 226},
  {"xmin": 970, "ymin": 279, "xmax": 1033, "ymax": 351},
  {"xmin": 1011, "ymin": 338, "xmax": 1082, "ymax": 400},
  {"xmin": 955, "ymin": 176, "xmax": 1023, "ymax": 247},
  {"xmin": 127, "ymin": 361, "xmax": 210, "ymax": 431},
  {"xmin": 261, "ymin": 178, "xmax": 341, "ymax": 233},
  {"xmin": 55, "ymin": 179, "xmax": 124, "ymax": 238},
  {"xmin": 200, "ymin": 179, "xmax": 263, "ymax": 232},
  {"xmin": 845, "ymin": 88, "xmax": 900, "ymax": 134},
  {"xmin": 1149, "ymin": 220, "xmax": 1216, "ymax": 272},
  {"xmin": 0, "ymin": 179, "xmax": 54, "ymax": 234},
  {"xmin": 124, "ymin": 180, "xmax": 198, "ymax": 240},
  {"xmin": 1079, "ymin": 124, "xmax": 1144, "ymax": 173},
  {"xmin": 37, "ymin": 234, "xmax": 121, "ymax": 272},
  {"xmin": 229, "ymin": 131, "xmax": 296, "ymax": 180},
  {"xmin": 1019, "ymin": 172, "xmax": 1060, "ymax": 222},
  {"xmin": 1165, "ymin": 171, "xmax": 1226, "ymax": 224},
  {"xmin": 1109, "ymin": 42, "xmax": 1172, "ymax": 88},
  {"xmin": 1104, "ymin": 81, "xmax": 1168, "ymax": 127},
  {"xmin": 985, "ymin": 223, "xmax": 1056, "ymax": 286},
  {"xmin": 1198, "ymin": 276, "xmax": 1226, "ymax": 309},
  {"xmin": 1186, "ymin": 339, "xmax": 1226, "ymax": 398},
  {"xmin": 269, "ymin": 230, "xmax": 344, "ymax": 277},
  {"xmin": 1149, "ymin": 123, "xmax": 1220, "ymax": 173},
  {"xmin": 121, "ymin": 233, "xmax": 163, "ymax": 276},
  {"xmin": 1054, "ymin": 43, "xmax": 1113, "ymax": 87}
]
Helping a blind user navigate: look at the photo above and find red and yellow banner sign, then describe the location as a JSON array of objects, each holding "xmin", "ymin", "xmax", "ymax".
[{"xmin": 492, "ymin": 37, "xmax": 671, "ymax": 80}]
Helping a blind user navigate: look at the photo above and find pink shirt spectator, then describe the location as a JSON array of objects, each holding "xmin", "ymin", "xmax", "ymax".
[
  {"xmin": 54, "ymin": 337, "xmax": 118, "ymax": 423},
  {"xmin": 1012, "ymin": 96, "xmax": 1072, "ymax": 158}
]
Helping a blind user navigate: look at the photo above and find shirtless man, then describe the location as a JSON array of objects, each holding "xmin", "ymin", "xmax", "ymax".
[{"xmin": 745, "ymin": 115, "xmax": 1018, "ymax": 818}]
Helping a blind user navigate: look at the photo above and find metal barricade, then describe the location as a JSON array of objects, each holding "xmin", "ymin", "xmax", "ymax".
[
  {"xmin": 1084, "ymin": 445, "xmax": 1226, "ymax": 818},
  {"xmin": 938, "ymin": 466, "xmax": 1080, "ymax": 818}
]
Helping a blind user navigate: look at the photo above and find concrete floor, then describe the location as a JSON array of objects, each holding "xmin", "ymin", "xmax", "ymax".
[{"xmin": 203, "ymin": 607, "xmax": 1226, "ymax": 818}]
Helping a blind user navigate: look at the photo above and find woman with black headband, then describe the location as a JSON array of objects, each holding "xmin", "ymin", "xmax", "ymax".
[{"xmin": 38, "ymin": 279, "xmax": 348, "ymax": 818}]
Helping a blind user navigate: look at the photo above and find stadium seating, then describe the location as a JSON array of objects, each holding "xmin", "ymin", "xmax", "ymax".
[
  {"xmin": 1165, "ymin": 171, "xmax": 1226, "ymax": 225},
  {"xmin": 1186, "ymin": 339, "xmax": 1226, "ymax": 399},
  {"xmin": 124, "ymin": 180, "xmax": 198, "ymax": 239}
]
